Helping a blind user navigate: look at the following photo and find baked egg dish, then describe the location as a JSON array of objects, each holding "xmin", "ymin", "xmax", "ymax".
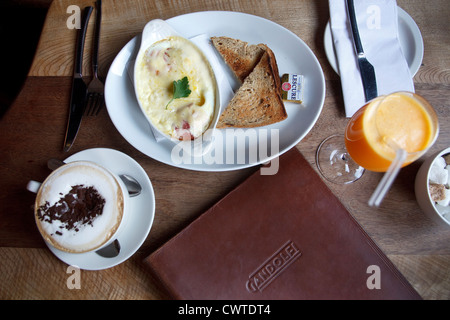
[{"xmin": 135, "ymin": 35, "xmax": 217, "ymax": 140}]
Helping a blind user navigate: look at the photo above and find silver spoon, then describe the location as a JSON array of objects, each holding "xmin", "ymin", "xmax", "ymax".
[{"xmin": 46, "ymin": 158, "xmax": 142, "ymax": 258}]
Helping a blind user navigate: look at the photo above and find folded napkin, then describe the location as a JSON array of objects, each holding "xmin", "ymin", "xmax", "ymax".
[{"xmin": 329, "ymin": 0, "xmax": 414, "ymax": 117}]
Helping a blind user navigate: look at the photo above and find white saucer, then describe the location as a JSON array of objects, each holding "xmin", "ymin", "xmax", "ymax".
[
  {"xmin": 45, "ymin": 148, "xmax": 155, "ymax": 270},
  {"xmin": 324, "ymin": 6, "xmax": 424, "ymax": 76}
]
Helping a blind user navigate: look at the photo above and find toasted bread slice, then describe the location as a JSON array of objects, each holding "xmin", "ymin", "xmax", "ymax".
[
  {"xmin": 217, "ymin": 46, "xmax": 287, "ymax": 128},
  {"xmin": 211, "ymin": 36, "xmax": 266, "ymax": 82}
]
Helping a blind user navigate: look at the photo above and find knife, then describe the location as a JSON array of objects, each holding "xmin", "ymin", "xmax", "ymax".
[
  {"xmin": 63, "ymin": 6, "xmax": 93, "ymax": 152},
  {"xmin": 346, "ymin": 0, "xmax": 378, "ymax": 102}
]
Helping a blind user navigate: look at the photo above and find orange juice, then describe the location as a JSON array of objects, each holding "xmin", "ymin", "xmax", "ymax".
[{"xmin": 345, "ymin": 92, "xmax": 438, "ymax": 172}]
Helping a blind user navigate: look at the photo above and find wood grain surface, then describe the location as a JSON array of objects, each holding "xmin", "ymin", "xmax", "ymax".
[{"xmin": 1, "ymin": 0, "xmax": 449, "ymax": 300}]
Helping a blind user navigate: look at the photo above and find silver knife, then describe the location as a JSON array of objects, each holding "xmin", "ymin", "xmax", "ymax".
[
  {"xmin": 346, "ymin": 0, "xmax": 378, "ymax": 102},
  {"xmin": 63, "ymin": 6, "xmax": 93, "ymax": 152}
]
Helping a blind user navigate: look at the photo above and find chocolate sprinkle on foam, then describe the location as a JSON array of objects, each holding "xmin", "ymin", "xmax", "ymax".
[{"xmin": 37, "ymin": 185, "xmax": 105, "ymax": 235}]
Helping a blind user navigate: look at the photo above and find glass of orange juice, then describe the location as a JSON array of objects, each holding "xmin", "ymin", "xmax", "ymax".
[{"xmin": 316, "ymin": 92, "xmax": 439, "ymax": 185}]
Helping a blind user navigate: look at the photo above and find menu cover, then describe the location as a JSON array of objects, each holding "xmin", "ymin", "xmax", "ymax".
[{"xmin": 144, "ymin": 148, "xmax": 421, "ymax": 300}]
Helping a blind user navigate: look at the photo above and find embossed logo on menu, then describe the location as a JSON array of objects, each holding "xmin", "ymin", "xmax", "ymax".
[{"xmin": 246, "ymin": 240, "xmax": 301, "ymax": 293}]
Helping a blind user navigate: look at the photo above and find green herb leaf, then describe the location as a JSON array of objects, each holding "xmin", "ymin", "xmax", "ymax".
[{"xmin": 166, "ymin": 76, "xmax": 191, "ymax": 109}]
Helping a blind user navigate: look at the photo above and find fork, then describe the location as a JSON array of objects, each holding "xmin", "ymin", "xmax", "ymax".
[{"xmin": 85, "ymin": 0, "xmax": 103, "ymax": 116}]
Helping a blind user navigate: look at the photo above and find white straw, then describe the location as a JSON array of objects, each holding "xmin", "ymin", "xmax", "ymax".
[{"xmin": 368, "ymin": 148, "xmax": 407, "ymax": 207}]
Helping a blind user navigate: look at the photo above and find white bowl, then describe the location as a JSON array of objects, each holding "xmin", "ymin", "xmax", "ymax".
[
  {"xmin": 415, "ymin": 147, "xmax": 450, "ymax": 227},
  {"xmin": 133, "ymin": 19, "xmax": 220, "ymax": 156}
]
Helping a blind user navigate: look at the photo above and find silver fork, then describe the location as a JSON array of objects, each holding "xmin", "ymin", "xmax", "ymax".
[{"xmin": 85, "ymin": 0, "xmax": 103, "ymax": 116}]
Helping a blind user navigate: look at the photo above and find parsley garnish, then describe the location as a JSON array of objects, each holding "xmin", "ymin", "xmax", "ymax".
[{"xmin": 166, "ymin": 77, "xmax": 191, "ymax": 109}]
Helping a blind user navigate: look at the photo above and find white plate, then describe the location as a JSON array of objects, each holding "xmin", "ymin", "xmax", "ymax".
[
  {"xmin": 46, "ymin": 148, "xmax": 155, "ymax": 270},
  {"xmin": 105, "ymin": 11, "xmax": 325, "ymax": 171},
  {"xmin": 324, "ymin": 7, "xmax": 424, "ymax": 76}
]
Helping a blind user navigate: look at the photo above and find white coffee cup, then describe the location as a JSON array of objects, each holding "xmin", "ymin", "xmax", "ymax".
[{"xmin": 27, "ymin": 161, "xmax": 129, "ymax": 254}]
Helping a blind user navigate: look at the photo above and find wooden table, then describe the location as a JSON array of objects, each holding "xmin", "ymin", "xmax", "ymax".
[{"xmin": 1, "ymin": 0, "xmax": 449, "ymax": 300}]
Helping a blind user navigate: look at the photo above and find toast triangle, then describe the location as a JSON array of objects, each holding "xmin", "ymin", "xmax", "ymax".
[
  {"xmin": 217, "ymin": 46, "xmax": 287, "ymax": 128},
  {"xmin": 211, "ymin": 36, "xmax": 266, "ymax": 83}
]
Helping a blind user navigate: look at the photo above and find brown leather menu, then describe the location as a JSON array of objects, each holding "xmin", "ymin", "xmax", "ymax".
[{"xmin": 144, "ymin": 148, "xmax": 421, "ymax": 300}]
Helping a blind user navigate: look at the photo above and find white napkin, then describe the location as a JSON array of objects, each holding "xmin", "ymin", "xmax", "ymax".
[{"xmin": 329, "ymin": 0, "xmax": 414, "ymax": 117}]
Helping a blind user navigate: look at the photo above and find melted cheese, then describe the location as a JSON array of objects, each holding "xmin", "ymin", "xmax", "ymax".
[{"xmin": 135, "ymin": 36, "xmax": 216, "ymax": 140}]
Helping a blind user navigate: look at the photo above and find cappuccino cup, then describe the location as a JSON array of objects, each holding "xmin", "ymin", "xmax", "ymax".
[{"xmin": 27, "ymin": 161, "xmax": 129, "ymax": 254}]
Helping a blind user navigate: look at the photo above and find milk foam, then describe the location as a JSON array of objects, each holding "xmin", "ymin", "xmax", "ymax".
[{"xmin": 36, "ymin": 161, "xmax": 124, "ymax": 253}]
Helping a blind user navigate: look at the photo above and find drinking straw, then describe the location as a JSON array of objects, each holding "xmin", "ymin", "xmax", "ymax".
[{"xmin": 368, "ymin": 147, "xmax": 407, "ymax": 207}]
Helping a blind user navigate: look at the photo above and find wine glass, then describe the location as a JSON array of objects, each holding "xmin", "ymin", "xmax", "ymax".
[{"xmin": 316, "ymin": 91, "xmax": 439, "ymax": 203}]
